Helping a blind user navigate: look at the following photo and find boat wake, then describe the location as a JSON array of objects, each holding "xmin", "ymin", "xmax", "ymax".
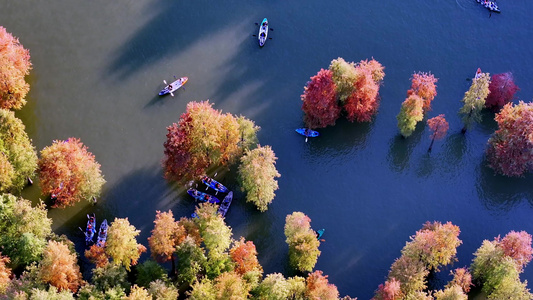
[{"xmin": 455, "ymin": 0, "xmax": 467, "ymax": 10}]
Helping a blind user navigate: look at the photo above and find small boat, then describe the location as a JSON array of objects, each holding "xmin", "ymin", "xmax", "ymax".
[
  {"xmin": 315, "ymin": 229, "xmax": 325, "ymax": 240},
  {"xmin": 476, "ymin": 0, "xmax": 500, "ymax": 13},
  {"xmin": 202, "ymin": 176, "xmax": 229, "ymax": 193},
  {"xmin": 187, "ymin": 188, "xmax": 221, "ymax": 204},
  {"xmin": 85, "ymin": 213, "xmax": 96, "ymax": 245},
  {"xmin": 217, "ymin": 191, "xmax": 233, "ymax": 217},
  {"xmin": 258, "ymin": 18, "xmax": 268, "ymax": 47},
  {"xmin": 474, "ymin": 68, "xmax": 482, "ymax": 79},
  {"xmin": 295, "ymin": 128, "xmax": 319, "ymax": 138},
  {"xmin": 96, "ymin": 219, "xmax": 108, "ymax": 247},
  {"xmin": 159, "ymin": 76, "xmax": 188, "ymax": 96}
]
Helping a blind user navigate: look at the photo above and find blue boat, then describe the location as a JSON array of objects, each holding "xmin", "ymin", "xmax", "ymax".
[
  {"xmin": 85, "ymin": 213, "xmax": 96, "ymax": 245},
  {"xmin": 202, "ymin": 176, "xmax": 229, "ymax": 193},
  {"xmin": 187, "ymin": 188, "xmax": 221, "ymax": 204},
  {"xmin": 295, "ymin": 128, "xmax": 319, "ymax": 138},
  {"xmin": 315, "ymin": 229, "xmax": 325, "ymax": 240},
  {"xmin": 96, "ymin": 219, "xmax": 108, "ymax": 247},
  {"xmin": 217, "ymin": 191, "xmax": 233, "ymax": 217},
  {"xmin": 158, "ymin": 76, "xmax": 188, "ymax": 96},
  {"xmin": 476, "ymin": 0, "xmax": 500, "ymax": 13},
  {"xmin": 258, "ymin": 18, "xmax": 268, "ymax": 47}
]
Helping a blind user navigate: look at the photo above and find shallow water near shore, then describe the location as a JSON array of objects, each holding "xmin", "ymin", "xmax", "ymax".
[{"xmin": 3, "ymin": 0, "xmax": 533, "ymax": 298}]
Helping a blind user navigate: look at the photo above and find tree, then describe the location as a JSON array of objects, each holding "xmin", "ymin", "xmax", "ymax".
[
  {"xmin": 329, "ymin": 57, "xmax": 358, "ymax": 102},
  {"xmin": 498, "ymin": 231, "xmax": 533, "ymax": 272},
  {"xmin": 387, "ymin": 255, "xmax": 428, "ymax": 296},
  {"xmin": 0, "ymin": 109, "xmax": 37, "ymax": 193},
  {"xmin": 187, "ymin": 278, "xmax": 216, "ymax": 300},
  {"xmin": 372, "ymin": 278, "xmax": 403, "ymax": 300},
  {"xmin": 38, "ymin": 138, "xmax": 105, "ymax": 208},
  {"xmin": 194, "ymin": 203, "xmax": 232, "ymax": 254},
  {"xmin": 305, "ymin": 270, "xmax": 339, "ymax": 300},
  {"xmin": 0, "ymin": 26, "xmax": 32, "ymax": 110},
  {"xmin": 236, "ymin": 116, "xmax": 260, "ymax": 152},
  {"xmin": 433, "ymin": 284, "xmax": 467, "ymax": 300},
  {"xmin": 344, "ymin": 68, "xmax": 380, "ymax": 123},
  {"xmin": 214, "ymin": 272, "xmax": 250, "ymax": 300},
  {"xmin": 105, "ymin": 217, "xmax": 146, "ymax": 271},
  {"xmin": 135, "ymin": 260, "xmax": 169, "ymax": 288},
  {"xmin": 148, "ymin": 210, "xmax": 179, "ymax": 263},
  {"xmin": 486, "ymin": 101, "xmax": 533, "ymax": 177},
  {"xmin": 427, "ymin": 115, "xmax": 449, "ymax": 152},
  {"xmin": 0, "ymin": 253, "xmax": 11, "ymax": 294},
  {"xmin": 486, "ymin": 72, "xmax": 519, "ymax": 112},
  {"xmin": 459, "ymin": 72, "xmax": 491, "ymax": 133},
  {"xmin": 301, "ymin": 69, "xmax": 340, "ymax": 129},
  {"xmin": 407, "ymin": 72, "xmax": 438, "ymax": 113},
  {"xmin": 147, "ymin": 279, "xmax": 179, "ymax": 300},
  {"xmin": 0, "ymin": 194, "xmax": 52, "ymax": 268},
  {"xmin": 396, "ymin": 94, "xmax": 424, "ymax": 138},
  {"xmin": 238, "ymin": 145, "xmax": 281, "ymax": 212},
  {"xmin": 287, "ymin": 276, "xmax": 307, "ymax": 299},
  {"xmin": 254, "ymin": 273, "xmax": 290, "ymax": 300},
  {"xmin": 38, "ymin": 240, "xmax": 82, "ymax": 293},
  {"xmin": 447, "ymin": 267, "xmax": 472, "ymax": 294},
  {"xmin": 175, "ymin": 236, "xmax": 207, "ymax": 286},
  {"xmin": 230, "ymin": 237, "xmax": 263, "ymax": 276},
  {"xmin": 124, "ymin": 285, "xmax": 151, "ymax": 300},
  {"xmin": 84, "ymin": 244, "xmax": 109, "ymax": 268},
  {"xmin": 284, "ymin": 212, "xmax": 321, "ymax": 272},
  {"xmin": 163, "ymin": 100, "xmax": 256, "ymax": 183},
  {"xmin": 91, "ymin": 264, "xmax": 130, "ymax": 295}
]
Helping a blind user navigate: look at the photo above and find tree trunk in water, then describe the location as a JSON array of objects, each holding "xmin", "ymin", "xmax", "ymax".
[{"xmin": 428, "ymin": 137, "xmax": 435, "ymax": 153}]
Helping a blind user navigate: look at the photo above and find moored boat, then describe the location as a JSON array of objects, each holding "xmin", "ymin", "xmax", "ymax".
[
  {"xmin": 202, "ymin": 176, "xmax": 229, "ymax": 193},
  {"xmin": 85, "ymin": 213, "xmax": 96, "ymax": 245},
  {"xmin": 476, "ymin": 0, "xmax": 500, "ymax": 13},
  {"xmin": 295, "ymin": 128, "xmax": 319, "ymax": 138},
  {"xmin": 217, "ymin": 191, "xmax": 233, "ymax": 217},
  {"xmin": 187, "ymin": 188, "xmax": 221, "ymax": 204},
  {"xmin": 96, "ymin": 219, "xmax": 108, "ymax": 247},
  {"xmin": 159, "ymin": 76, "xmax": 188, "ymax": 96},
  {"xmin": 258, "ymin": 18, "xmax": 268, "ymax": 47}
]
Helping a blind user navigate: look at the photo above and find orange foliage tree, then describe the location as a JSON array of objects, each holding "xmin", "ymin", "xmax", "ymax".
[
  {"xmin": 408, "ymin": 72, "xmax": 438, "ymax": 113},
  {"xmin": 305, "ymin": 270, "xmax": 339, "ymax": 300},
  {"xmin": 38, "ymin": 240, "xmax": 82, "ymax": 293},
  {"xmin": 0, "ymin": 253, "xmax": 11, "ymax": 294},
  {"xmin": 38, "ymin": 138, "xmax": 105, "ymax": 208},
  {"xmin": 427, "ymin": 114, "xmax": 449, "ymax": 152},
  {"xmin": 106, "ymin": 217, "xmax": 147, "ymax": 271},
  {"xmin": 85, "ymin": 244, "xmax": 109, "ymax": 268},
  {"xmin": 487, "ymin": 101, "xmax": 533, "ymax": 177},
  {"xmin": 373, "ymin": 278, "xmax": 403, "ymax": 300},
  {"xmin": 230, "ymin": 237, "xmax": 263, "ymax": 276},
  {"xmin": 486, "ymin": 72, "xmax": 519, "ymax": 112},
  {"xmin": 214, "ymin": 272, "xmax": 250, "ymax": 299},
  {"xmin": 301, "ymin": 69, "xmax": 340, "ymax": 129},
  {"xmin": 0, "ymin": 26, "xmax": 32, "ymax": 110},
  {"xmin": 148, "ymin": 210, "xmax": 180, "ymax": 263}
]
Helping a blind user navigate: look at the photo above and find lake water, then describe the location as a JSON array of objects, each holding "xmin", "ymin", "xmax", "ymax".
[{"xmin": 2, "ymin": 0, "xmax": 533, "ymax": 298}]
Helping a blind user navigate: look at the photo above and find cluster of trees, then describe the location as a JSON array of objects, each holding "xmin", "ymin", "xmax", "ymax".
[
  {"xmin": 284, "ymin": 212, "xmax": 321, "ymax": 272},
  {"xmin": 301, "ymin": 57, "xmax": 385, "ymax": 129}
]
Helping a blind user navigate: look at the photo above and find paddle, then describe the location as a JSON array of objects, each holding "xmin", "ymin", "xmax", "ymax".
[
  {"xmin": 305, "ymin": 137, "xmax": 308, "ymax": 143},
  {"xmin": 79, "ymin": 227, "xmax": 87, "ymax": 237}
]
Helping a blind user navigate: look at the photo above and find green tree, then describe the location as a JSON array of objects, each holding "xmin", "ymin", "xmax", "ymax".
[
  {"xmin": 38, "ymin": 138, "xmax": 105, "ymax": 208},
  {"xmin": 175, "ymin": 236, "xmax": 207, "ymax": 286},
  {"xmin": 397, "ymin": 95, "xmax": 424, "ymax": 138},
  {"xmin": 90, "ymin": 264, "xmax": 130, "ymax": 295},
  {"xmin": 287, "ymin": 276, "xmax": 307, "ymax": 300},
  {"xmin": 0, "ymin": 26, "xmax": 32, "ymax": 110},
  {"xmin": 28, "ymin": 286, "xmax": 75, "ymax": 300},
  {"xmin": 38, "ymin": 240, "xmax": 82, "ymax": 293},
  {"xmin": 187, "ymin": 278, "xmax": 216, "ymax": 300},
  {"xmin": 124, "ymin": 285, "xmax": 151, "ymax": 300},
  {"xmin": 0, "ymin": 109, "xmax": 37, "ymax": 193},
  {"xmin": 135, "ymin": 260, "xmax": 169, "ymax": 288},
  {"xmin": 329, "ymin": 57, "xmax": 358, "ymax": 102},
  {"xmin": 284, "ymin": 212, "xmax": 321, "ymax": 272},
  {"xmin": 254, "ymin": 273, "xmax": 291, "ymax": 300},
  {"xmin": 459, "ymin": 72, "xmax": 491, "ymax": 133},
  {"xmin": 194, "ymin": 203, "xmax": 232, "ymax": 254},
  {"xmin": 147, "ymin": 279, "xmax": 179, "ymax": 300},
  {"xmin": 238, "ymin": 145, "xmax": 281, "ymax": 212},
  {"xmin": 105, "ymin": 218, "xmax": 146, "ymax": 271},
  {"xmin": 236, "ymin": 116, "xmax": 260, "ymax": 152}
]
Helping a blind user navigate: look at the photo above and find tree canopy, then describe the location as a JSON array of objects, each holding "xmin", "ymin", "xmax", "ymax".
[
  {"xmin": 284, "ymin": 212, "xmax": 321, "ymax": 272},
  {"xmin": 486, "ymin": 72, "xmax": 519, "ymax": 111},
  {"xmin": 427, "ymin": 114, "xmax": 449, "ymax": 152},
  {"xmin": 397, "ymin": 94, "xmax": 424, "ymax": 138},
  {"xmin": 459, "ymin": 72, "xmax": 491, "ymax": 133},
  {"xmin": 408, "ymin": 72, "xmax": 438, "ymax": 112},
  {"xmin": 147, "ymin": 210, "xmax": 179, "ymax": 263},
  {"xmin": 38, "ymin": 240, "xmax": 82, "ymax": 293},
  {"xmin": 301, "ymin": 69, "xmax": 340, "ymax": 129},
  {"xmin": 105, "ymin": 217, "xmax": 146, "ymax": 271}
]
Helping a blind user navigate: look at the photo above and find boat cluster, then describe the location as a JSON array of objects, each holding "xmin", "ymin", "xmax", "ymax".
[
  {"xmin": 476, "ymin": 0, "xmax": 501, "ymax": 13},
  {"xmin": 83, "ymin": 213, "xmax": 108, "ymax": 247},
  {"xmin": 188, "ymin": 176, "xmax": 233, "ymax": 217}
]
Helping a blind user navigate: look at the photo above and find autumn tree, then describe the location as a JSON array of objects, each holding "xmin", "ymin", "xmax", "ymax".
[
  {"xmin": 187, "ymin": 278, "xmax": 216, "ymax": 300},
  {"xmin": 0, "ymin": 253, "xmax": 11, "ymax": 294},
  {"xmin": 486, "ymin": 101, "xmax": 533, "ymax": 177},
  {"xmin": 230, "ymin": 237, "xmax": 263, "ymax": 277},
  {"xmin": 486, "ymin": 72, "xmax": 519, "ymax": 111},
  {"xmin": 305, "ymin": 270, "xmax": 339, "ymax": 300},
  {"xmin": 459, "ymin": 72, "xmax": 491, "ymax": 133},
  {"xmin": 85, "ymin": 244, "xmax": 109, "ymax": 268},
  {"xmin": 387, "ymin": 255, "xmax": 429, "ymax": 296},
  {"xmin": 253, "ymin": 273, "xmax": 291, "ymax": 300},
  {"xmin": 236, "ymin": 116, "xmax": 260, "ymax": 152},
  {"xmin": 163, "ymin": 100, "xmax": 258, "ymax": 183},
  {"xmin": 214, "ymin": 271, "xmax": 250, "ymax": 300},
  {"xmin": 90, "ymin": 263, "xmax": 130, "ymax": 295},
  {"xmin": 38, "ymin": 240, "xmax": 82, "ymax": 293},
  {"xmin": 38, "ymin": 138, "xmax": 105, "ymax": 208},
  {"xmin": 124, "ymin": 285, "xmax": 151, "ymax": 300},
  {"xmin": 284, "ymin": 212, "xmax": 321, "ymax": 272},
  {"xmin": 0, "ymin": 109, "xmax": 37, "ymax": 193},
  {"xmin": 105, "ymin": 217, "xmax": 146, "ymax": 271},
  {"xmin": 499, "ymin": 231, "xmax": 533, "ymax": 272},
  {"xmin": 0, "ymin": 193, "xmax": 51, "ymax": 268},
  {"xmin": 427, "ymin": 115, "xmax": 449, "ymax": 152},
  {"xmin": 372, "ymin": 278, "xmax": 403, "ymax": 300},
  {"xmin": 396, "ymin": 94, "xmax": 424, "ymax": 138},
  {"xmin": 408, "ymin": 72, "xmax": 438, "ymax": 113},
  {"xmin": 147, "ymin": 279, "xmax": 179, "ymax": 300},
  {"xmin": 135, "ymin": 260, "xmax": 169, "ymax": 288},
  {"xmin": 0, "ymin": 26, "xmax": 32, "ymax": 110},
  {"xmin": 301, "ymin": 69, "xmax": 340, "ymax": 129},
  {"xmin": 175, "ymin": 236, "xmax": 208, "ymax": 286},
  {"xmin": 148, "ymin": 210, "xmax": 179, "ymax": 265},
  {"xmin": 194, "ymin": 203, "xmax": 232, "ymax": 254},
  {"xmin": 238, "ymin": 145, "xmax": 281, "ymax": 212}
]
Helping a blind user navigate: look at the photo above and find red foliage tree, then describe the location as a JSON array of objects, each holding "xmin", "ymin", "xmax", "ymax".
[
  {"xmin": 148, "ymin": 210, "xmax": 179, "ymax": 263},
  {"xmin": 373, "ymin": 278, "xmax": 403, "ymax": 300},
  {"xmin": 427, "ymin": 114, "xmax": 449, "ymax": 152},
  {"xmin": 408, "ymin": 72, "xmax": 438, "ymax": 113},
  {"xmin": 305, "ymin": 270, "xmax": 339, "ymax": 300},
  {"xmin": 498, "ymin": 231, "xmax": 533, "ymax": 272},
  {"xmin": 487, "ymin": 101, "xmax": 533, "ymax": 177},
  {"xmin": 230, "ymin": 237, "xmax": 263, "ymax": 276},
  {"xmin": 486, "ymin": 72, "xmax": 519, "ymax": 112},
  {"xmin": 344, "ymin": 69, "xmax": 380, "ymax": 123},
  {"xmin": 84, "ymin": 244, "xmax": 109, "ymax": 268},
  {"xmin": 301, "ymin": 69, "xmax": 340, "ymax": 129},
  {"xmin": 0, "ymin": 253, "xmax": 11, "ymax": 294},
  {"xmin": 0, "ymin": 26, "xmax": 32, "ymax": 110}
]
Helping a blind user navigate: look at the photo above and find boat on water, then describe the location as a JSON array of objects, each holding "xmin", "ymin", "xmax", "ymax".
[
  {"xmin": 202, "ymin": 176, "xmax": 229, "ymax": 193},
  {"xmin": 217, "ymin": 191, "xmax": 233, "ymax": 217},
  {"xmin": 85, "ymin": 213, "xmax": 96, "ymax": 245},
  {"xmin": 476, "ymin": 0, "xmax": 500, "ymax": 13},
  {"xmin": 96, "ymin": 219, "xmax": 108, "ymax": 247},
  {"xmin": 159, "ymin": 76, "xmax": 188, "ymax": 96},
  {"xmin": 295, "ymin": 128, "xmax": 319, "ymax": 138},
  {"xmin": 187, "ymin": 188, "xmax": 221, "ymax": 204},
  {"xmin": 315, "ymin": 229, "xmax": 325, "ymax": 240},
  {"xmin": 474, "ymin": 68, "xmax": 482, "ymax": 79},
  {"xmin": 258, "ymin": 18, "xmax": 269, "ymax": 47}
]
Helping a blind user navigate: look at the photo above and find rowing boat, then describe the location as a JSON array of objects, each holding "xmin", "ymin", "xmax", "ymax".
[
  {"xmin": 187, "ymin": 188, "xmax": 221, "ymax": 204},
  {"xmin": 258, "ymin": 18, "xmax": 268, "ymax": 47},
  {"xmin": 316, "ymin": 229, "xmax": 325, "ymax": 240},
  {"xmin": 295, "ymin": 128, "xmax": 319, "ymax": 138},
  {"xmin": 159, "ymin": 76, "xmax": 188, "ymax": 96},
  {"xmin": 476, "ymin": 0, "xmax": 500, "ymax": 13},
  {"xmin": 202, "ymin": 176, "xmax": 229, "ymax": 193},
  {"xmin": 85, "ymin": 213, "xmax": 96, "ymax": 245},
  {"xmin": 96, "ymin": 219, "xmax": 108, "ymax": 247},
  {"xmin": 217, "ymin": 191, "xmax": 233, "ymax": 217}
]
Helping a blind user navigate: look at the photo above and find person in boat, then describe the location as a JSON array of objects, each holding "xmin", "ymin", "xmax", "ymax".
[
  {"xmin": 304, "ymin": 128, "xmax": 311, "ymax": 136},
  {"xmin": 216, "ymin": 183, "xmax": 222, "ymax": 190},
  {"xmin": 168, "ymin": 84, "xmax": 172, "ymax": 90},
  {"xmin": 260, "ymin": 32, "xmax": 266, "ymax": 37}
]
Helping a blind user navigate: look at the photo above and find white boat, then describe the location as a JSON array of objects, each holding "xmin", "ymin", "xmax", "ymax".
[
  {"xmin": 258, "ymin": 18, "xmax": 268, "ymax": 47},
  {"xmin": 159, "ymin": 76, "xmax": 188, "ymax": 96}
]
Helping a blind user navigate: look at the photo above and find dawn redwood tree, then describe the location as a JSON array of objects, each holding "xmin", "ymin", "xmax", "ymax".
[
  {"xmin": 499, "ymin": 231, "xmax": 533, "ymax": 272},
  {"xmin": 284, "ymin": 212, "xmax": 321, "ymax": 272},
  {"xmin": 124, "ymin": 285, "xmax": 151, "ymax": 300},
  {"xmin": 105, "ymin": 217, "xmax": 146, "ymax": 271},
  {"xmin": 176, "ymin": 216, "xmax": 202, "ymax": 246},
  {"xmin": 408, "ymin": 72, "xmax": 438, "ymax": 113},
  {"xmin": 0, "ymin": 109, "xmax": 37, "ymax": 193},
  {"xmin": 486, "ymin": 72, "xmax": 519, "ymax": 111},
  {"xmin": 236, "ymin": 116, "xmax": 260, "ymax": 153},
  {"xmin": 230, "ymin": 237, "xmax": 263, "ymax": 277},
  {"xmin": 396, "ymin": 94, "xmax": 424, "ymax": 138},
  {"xmin": 305, "ymin": 270, "xmax": 339, "ymax": 300},
  {"xmin": 147, "ymin": 210, "xmax": 179, "ymax": 264},
  {"xmin": 301, "ymin": 69, "xmax": 340, "ymax": 129},
  {"xmin": 0, "ymin": 253, "xmax": 11, "ymax": 294},
  {"xmin": 85, "ymin": 244, "xmax": 109, "ymax": 268},
  {"xmin": 372, "ymin": 278, "xmax": 403, "ymax": 300},
  {"xmin": 38, "ymin": 240, "xmax": 83, "ymax": 293},
  {"xmin": 238, "ymin": 145, "xmax": 281, "ymax": 212},
  {"xmin": 459, "ymin": 72, "xmax": 491, "ymax": 133},
  {"xmin": 0, "ymin": 26, "xmax": 32, "ymax": 110},
  {"xmin": 486, "ymin": 101, "xmax": 533, "ymax": 177},
  {"xmin": 38, "ymin": 138, "xmax": 105, "ymax": 208},
  {"xmin": 387, "ymin": 255, "xmax": 429, "ymax": 297},
  {"xmin": 427, "ymin": 114, "xmax": 449, "ymax": 152},
  {"xmin": 214, "ymin": 271, "xmax": 250, "ymax": 300},
  {"xmin": 187, "ymin": 278, "xmax": 216, "ymax": 300},
  {"xmin": 329, "ymin": 57, "xmax": 358, "ymax": 102},
  {"xmin": 147, "ymin": 280, "xmax": 179, "ymax": 300},
  {"xmin": 175, "ymin": 236, "xmax": 208, "ymax": 286},
  {"xmin": 254, "ymin": 273, "xmax": 291, "ymax": 300}
]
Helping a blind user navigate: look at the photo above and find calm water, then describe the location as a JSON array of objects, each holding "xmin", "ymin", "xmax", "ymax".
[{"xmin": 3, "ymin": 0, "xmax": 533, "ymax": 298}]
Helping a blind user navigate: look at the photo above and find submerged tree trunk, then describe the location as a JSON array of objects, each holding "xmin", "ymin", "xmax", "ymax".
[{"xmin": 428, "ymin": 137, "xmax": 435, "ymax": 153}]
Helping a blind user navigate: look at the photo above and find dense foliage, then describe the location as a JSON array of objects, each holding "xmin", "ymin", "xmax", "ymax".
[
  {"xmin": 105, "ymin": 218, "xmax": 146, "ymax": 271},
  {"xmin": 38, "ymin": 240, "xmax": 82, "ymax": 293},
  {"xmin": 38, "ymin": 138, "xmax": 105, "ymax": 208},
  {"xmin": 396, "ymin": 94, "xmax": 424, "ymax": 138},
  {"xmin": 238, "ymin": 145, "xmax": 281, "ymax": 212},
  {"xmin": 459, "ymin": 72, "xmax": 491, "ymax": 133},
  {"xmin": 486, "ymin": 72, "xmax": 519, "ymax": 111},
  {"xmin": 486, "ymin": 101, "xmax": 533, "ymax": 177},
  {"xmin": 0, "ymin": 26, "xmax": 32, "ymax": 110},
  {"xmin": 0, "ymin": 109, "xmax": 37, "ymax": 193},
  {"xmin": 147, "ymin": 210, "xmax": 179, "ymax": 263},
  {"xmin": 427, "ymin": 115, "xmax": 449, "ymax": 152},
  {"xmin": 407, "ymin": 72, "xmax": 438, "ymax": 112},
  {"xmin": 284, "ymin": 212, "xmax": 321, "ymax": 272},
  {"xmin": 301, "ymin": 69, "xmax": 340, "ymax": 129}
]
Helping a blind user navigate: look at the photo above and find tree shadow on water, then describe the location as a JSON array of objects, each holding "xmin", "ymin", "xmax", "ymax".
[
  {"xmin": 386, "ymin": 122, "xmax": 425, "ymax": 173},
  {"xmin": 306, "ymin": 119, "xmax": 373, "ymax": 157}
]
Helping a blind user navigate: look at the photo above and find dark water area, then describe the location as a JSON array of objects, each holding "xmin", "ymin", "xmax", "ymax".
[{"xmin": 2, "ymin": 0, "xmax": 533, "ymax": 298}]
